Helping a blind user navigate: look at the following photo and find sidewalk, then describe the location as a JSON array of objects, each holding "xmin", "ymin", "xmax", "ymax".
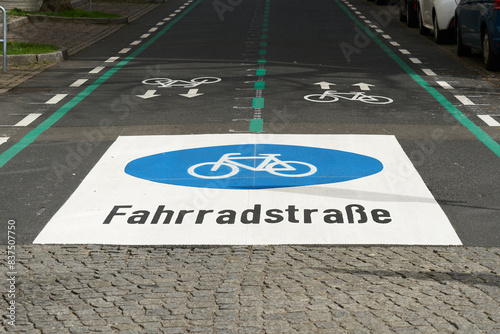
[
  {"xmin": 3, "ymin": 245, "xmax": 500, "ymax": 333},
  {"xmin": 0, "ymin": 0, "xmax": 159, "ymax": 94}
]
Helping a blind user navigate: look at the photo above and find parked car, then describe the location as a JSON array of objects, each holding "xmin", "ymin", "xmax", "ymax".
[
  {"xmin": 400, "ymin": 0, "xmax": 419, "ymax": 27},
  {"xmin": 417, "ymin": 0, "xmax": 459, "ymax": 43},
  {"xmin": 455, "ymin": 0, "xmax": 500, "ymax": 70}
]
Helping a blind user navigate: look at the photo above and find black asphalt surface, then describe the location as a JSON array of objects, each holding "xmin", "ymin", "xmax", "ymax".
[{"xmin": 1, "ymin": 0, "xmax": 499, "ymax": 246}]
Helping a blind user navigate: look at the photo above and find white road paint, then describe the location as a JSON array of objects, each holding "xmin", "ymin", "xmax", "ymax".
[{"xmin": 15, "ymin": 113, "xmax": 42, "ymax": 127}]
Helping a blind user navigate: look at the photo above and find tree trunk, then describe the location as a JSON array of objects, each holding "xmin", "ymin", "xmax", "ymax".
[{"xmin": 39, "ymin": 0, "xmax": 74, "ymax": 12}]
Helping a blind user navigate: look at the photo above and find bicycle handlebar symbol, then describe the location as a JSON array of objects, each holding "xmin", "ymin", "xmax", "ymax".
[
  {"xmin": 188, "ymin": 153, "xmax": 317, "ymax": 179},
  {"xmin": 304, "ymin": 90, "xmax": 393, "ymax": 104},
  {"xmin": 142, "ymin": 77, "xmax": 221, "ymax": 88}
]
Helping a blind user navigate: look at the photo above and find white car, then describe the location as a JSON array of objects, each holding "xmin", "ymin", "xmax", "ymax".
[{"xmin": 417, "ymin": 0, "xmax": 459, "ymax": 43}]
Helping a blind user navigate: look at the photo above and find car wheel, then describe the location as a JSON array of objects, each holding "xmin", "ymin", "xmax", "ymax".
[
  {"xmin": 433, "ymin": 14, "xmax": 447, "ymax": 44},
  {"xmin": 407, "ymin": 4, "xmax": 418, "ymax": 27},
  {"xmin": 483, "ymin": 31, "xmax": 499, "ymax": 71},
  {"xmin": 418, "ymin": 6, "xmax": 430, "ymax": 35},
  {"xmin": 456, "ymin": 20, "xmax": 472, "ymax": 57}
]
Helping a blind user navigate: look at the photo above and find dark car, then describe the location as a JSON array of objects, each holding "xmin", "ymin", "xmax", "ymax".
[
  {"xmin": 400, "ymin": 0, "xmax": 419, "ymax": 27},
  {"xmin": 455, "ymin": 0, "xmax": 500, "ymax": 70}
]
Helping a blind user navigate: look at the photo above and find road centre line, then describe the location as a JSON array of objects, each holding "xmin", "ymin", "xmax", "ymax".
[
  {"xmin": 0, "ymin": 0, "xmax": 203, "ymax": 168},
  {"xmin": 45, "ymin": 94, "xmax": 68, "ymax": 105},
  {"xmin": 335, "ymin": 0, "xmax": 500, "ymax": 158},
  {"xmin": 15, "ymin": 113, "xmax": 42, "ymax": 127},
  {"xmin": 70, "ymin": 79, "xmax": 88, "ymax": 87},
  {"xmin": 455, "ymin": 95, "xmax": 475, "ymax": 106},
  {"xmin": 477, "ymin": 115, "xmax": 500, "ymax": 126},
  {"xmin": 436, "ymin": 81, "xmax": 454, "ymax": 90},
  {"xmin": 89, "ymin": 66, "xmax": 105, "ymax": 74},
  {"xmin": 478, "ymin": 115, "xmax": 500, "ymax": 126}
]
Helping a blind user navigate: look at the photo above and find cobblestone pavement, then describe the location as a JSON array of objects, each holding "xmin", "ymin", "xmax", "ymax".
[
  {"xmin": 2, "ymin": 246, "xmax": 500, "ymax": 333},
  {"xmin": 0, "ymin": 0, "xmax": 158, "ymax": 93}
]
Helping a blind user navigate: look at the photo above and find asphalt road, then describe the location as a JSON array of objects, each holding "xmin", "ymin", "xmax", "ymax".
[{"xmin": 0, "ymin": 0, "xmax": 499, "ymax": 246}]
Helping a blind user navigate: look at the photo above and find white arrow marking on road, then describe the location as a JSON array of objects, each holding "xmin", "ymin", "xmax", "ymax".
[
  {"xmin": 352, "ymin": 83, "xmax": 375, "ymax": 91},
  {"xmin": 314, "ymin": 82, "xmax": 335, "ymax": 90},
  {"xmin": 137, "ymin": 90, "xmax": 160, "ymax": 99},
  {"xmin": 179, "ymin": 89, "xmax": 204, "ymax": 98}
]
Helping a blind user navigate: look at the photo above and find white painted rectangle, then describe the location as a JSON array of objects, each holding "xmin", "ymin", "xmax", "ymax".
[
  {"xmin": 422, "ymin": 68, "xmax": 436, "ymax": 76},
  {"xmin": 14, "ymin": 113, "xmax": 42, "ymax": 127},
  {"xmin": 105, "ymin": 57, "xmax": 119, "ymax": 63},
  {"xmin": 410, "ymin": 58, "xmax": 422, "ymax": 64},
  {"xmin": 34, "ymin": 135, "xmax": 461, "ymax": 246},
  {"xmin": 70, "ymin": 79, "xmax": 88, "ymax": 87},
  {"xmin": 0, "ymin": 137, "xmax": 8, "ymax": 146},
  {"xmin": 118, "ymin": 48, "xmax": 131, "ymax": 54},
  {"xmin": 45, "ymin": 94, "xmax": 68, "ymax": 104},
  {"xmin": 455, "ymin": 95, "xmax": 475, "ymax": 105},
  {"xmin": 437, "ymin": 81, "xmax": 453, "ymax": 90},
  {"xmin": 478, "ymin": 115, "xmax": 500, "ymax": 126},
  {"xmin": 89, "ymin": 66, "xmax": 105, "ymax": 74}
]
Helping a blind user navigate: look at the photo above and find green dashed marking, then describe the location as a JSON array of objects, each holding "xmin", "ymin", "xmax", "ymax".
[
  {"xmin": 254, "ymin": 81, "xmax": 266, "ymax": 89},
  {"xmin": 256, "ymin": 69, "xmax": 266, "ymax": 76},
  {"xmin": 249, "ymin": 119, "xmax": 264, "ymax": 132},
  {"xmin": 252, "ymin": 97, "xmax": 265, "ymax": 108},
  {"xmin": 258, "ymin": 59, "xmax": 267, "ymax": 65}
]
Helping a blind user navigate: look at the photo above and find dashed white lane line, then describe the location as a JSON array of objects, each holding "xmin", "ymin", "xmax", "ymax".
[
  {"xmin": 15, "ymin": 113, "xmax": 42, "ymax": 127},
  {"xmin": 0, "ymin": 137, "xmax": 8, "ymax": 146},
  {"xmin": 390, "ymin": 41, "xmax": 400, "ymax": 47},
  {"xmin": 157, "ymin": 22, "xmax": 165, "ymax": 26},
  {"xmin": 89, "ymin": 66, "xmax": 105, "ymax": 74},
  {"xmin": 141, "ymin": 34, "xmax": 151, "ymax": 39},
  {"xmin": 130, "ymin": 40, "xmax": 142, "ymax": 46},
  {"xmin": 422, "ymin": 69, "xmax": 437, "ymax": 76},
  {"xmin": 118, "ymin": 48, "xmax": 131, "ymax": 54},
  {"xmin": 375, "ymin": 29, "xmax": 384, "ymax": 33},
  {"xmin": 478, "ymin": 115, "xmax": 500, "ymax": 127},
  {"xmin": 70, "ymin": 79, "xmax": 88, "ymax": 88},
  {"xmin": 455, "ymin": 95, "xmax": 475, "ymax": 106},
  {"xmin": 399, "ymin": 49, "xmax": 410, "ymax": 54},
  {"xmin": 46, "ymin": 94, "xmax": 68, "ymax": 105},
  {"xmin": 105, "ymin": 56, "xmax": 119, "ymax": 63},
  {"xmin": 436, "ymin": 81, "xmax": 454, "ymax": 90},
  {"xmin": 382, "ymin": 35, "xmax": 391, "ymax": 40},
  {"xmin": 149, "ymin": 27, "xmax": 158, "ymax": 32},
  {"xmin": 409, "ymin": 58, "xmax": 422, "ymax": 64}
]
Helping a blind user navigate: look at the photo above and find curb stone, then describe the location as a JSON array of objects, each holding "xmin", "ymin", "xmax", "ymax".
[{"xmin": 0, "ymin": 47, "xmax": 68, "ymax": 66}]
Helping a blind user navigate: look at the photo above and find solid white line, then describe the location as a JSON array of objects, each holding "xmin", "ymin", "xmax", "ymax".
[
  {"xmin": 399, "ymin": 49, "xmax": 410, "ymax": 54},
  {"xmin": 70, "ymin": 79, "xmax": 88, "ymax": 87},
  {"xmin": 119, "ymin": 48, "xmax": 131, "ymax": 54},
  {"xmin": 105, "ymin": 56, "xmax": 119, "ymax": 63},
  {"xmin": 0, "ymin": 137, "xmax": 8, "ymax": 146},
  {"xmin": 478, "ymin": 115, "xmax": 500, "ymax": 126},
  {"xmin": 422, "ymin": 68, "xmax": 436, "ymax": 76},
  {"xmin": 455, "ymin": 95, "xmax": 475, "ymax": 105},
  {"xmin": 436, "ymin": 81, "xmax": 454, "ymax": 90},
  {"xmin": 141, "ymin": 34, "xmax": 151, "ymax": 39},
  {"xmin": 46, "ymin": 94, "xmax": 68, "ymax": 105},
  {"xmin": 89, "ymin": 66, "xmax": 105, "ymax": 74},
  {"xmin": 15, "ymin": 113, "xmax": 42, "ymax": 127},
  {"xmin": 130, "ymin": 40, "xmax": 142, "ymax": 46},
  {"xmin": 410, "ymin": 58, "xmax": 422, "ymax": 64}
]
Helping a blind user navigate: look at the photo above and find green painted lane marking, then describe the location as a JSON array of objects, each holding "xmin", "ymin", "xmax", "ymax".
[
  {"xmin": 0, "ymin": 0, "xmax": 203, "ymax": 169},
  {"xmin": 254, "ymin": 81, "xmax": 265, "ymax": 89},
  {"xmin": 249, "ymin": 118, "xmax": 264, "ymax": 132},
  {"xmin": 258, "ymin": 59, "xmax": 267, "ymax": 65},
  {"xmin": 256, "ymin": 69, "xmax": 266, "ymax": 76},
  {"xmin": 252, "ymin": 97, "xmax": 265, "ymax": 108},
  {"xmin": 259, "ymin": 50, "xmax": 267, "ymax": 55},
  {"xmin": 334, "ymin": 0, "xmax": 500, "ymax": 159}
]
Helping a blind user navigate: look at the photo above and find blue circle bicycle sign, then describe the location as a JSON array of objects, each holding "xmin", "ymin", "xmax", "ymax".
[{"xmin": 124, "ymin": 144, "xmax": 384, "ymax": 189}]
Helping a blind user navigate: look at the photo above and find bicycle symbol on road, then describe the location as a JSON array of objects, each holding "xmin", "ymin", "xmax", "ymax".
[
  {"xmin": 142, "ymin": 77, "xmax": 222, "ymax": 88},
  {"xmin": 188, "ymin": 153, "xmax": 317, "ymax": 179},
  {"xmin": 304, "ymin": 90, "xmax": 393, "ymax": 104}
]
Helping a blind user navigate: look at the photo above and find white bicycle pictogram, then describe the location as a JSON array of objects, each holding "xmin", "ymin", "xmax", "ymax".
[
  {"xmin": 142, "ymin": 77, "xmax": 221, "ymax": 88},
  {"xmin": 188, "ymin": 153, "xmax": 317, "ymax": 179},
  {"xmin": 304, "ymin": 90, "xmax": 393, "ymax": 104}
]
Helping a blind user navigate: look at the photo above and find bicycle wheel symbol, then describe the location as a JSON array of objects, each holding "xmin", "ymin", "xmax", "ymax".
[{"xmin": 188, "ymin": 162, "xmax": 238, "ymax": 179}]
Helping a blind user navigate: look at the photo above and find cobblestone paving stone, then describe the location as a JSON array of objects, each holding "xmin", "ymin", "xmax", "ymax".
[{"xmin": 1, "ymin": 246, "xmax": 500, "ymax": 333}]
